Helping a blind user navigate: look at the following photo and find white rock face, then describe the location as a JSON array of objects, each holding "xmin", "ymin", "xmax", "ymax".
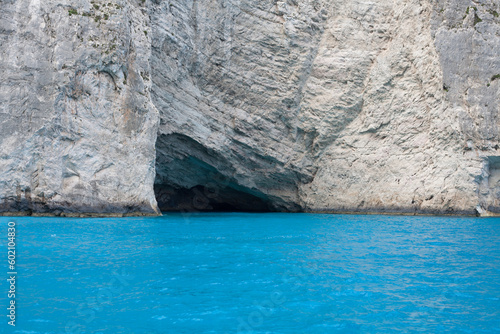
[
  {"xmin": 0, "ymin": 0, "xmax": 159, "ymax": 215},
  {"xmin": 1, "ymin": 0, "xmax": 499, "ymax": 215}
]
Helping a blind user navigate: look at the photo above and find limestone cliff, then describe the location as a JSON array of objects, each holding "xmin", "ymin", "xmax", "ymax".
[
  {"xmin": 1, "ymin": 0, "xmax": 499, "ymax": 216},
  {"xmin": 0, "ymin": 0, "xmax": 159, "ymax": 215}
]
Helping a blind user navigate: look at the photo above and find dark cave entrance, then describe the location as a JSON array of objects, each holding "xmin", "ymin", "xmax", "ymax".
[
  {"xmin": 154, "ymin": 184, "xmax": 273, "ymax": 212},
  {"xmin": 154, "ymin": 133, "xmax": 275, "ymax": 212}
]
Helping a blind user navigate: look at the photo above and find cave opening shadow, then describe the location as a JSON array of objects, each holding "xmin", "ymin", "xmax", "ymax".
[
  {"xmin": 154, "ymin": 184, "xmax": 274, "ymax": 213},
  {"xmin": 154, "ymin": 133, "xmax": 276, "ymax": 213}
]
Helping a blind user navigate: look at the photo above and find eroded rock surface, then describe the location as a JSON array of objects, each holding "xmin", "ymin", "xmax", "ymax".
[
  {"xmin": 1, "ymin": 0, "xmax": 499, "ymax": 215},
  {"xmin": 0, "ymin": 0, "xmax": 159, "ymax": 215},
  {"xmin": 151, "ymin": 0, "xmax": 500, "ymax": 215}
]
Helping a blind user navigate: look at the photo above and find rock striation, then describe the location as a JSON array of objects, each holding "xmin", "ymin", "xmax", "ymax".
[
  {"xmin": 1, "ymin": 0, "xmax": 499, "ymax": 216},
  {"xmin": 0, "ymin": 0, "xmax": 159, "ymax": 215}
]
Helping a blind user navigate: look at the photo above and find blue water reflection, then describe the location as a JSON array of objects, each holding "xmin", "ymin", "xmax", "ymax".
[{"xmin": 0, "ymin": 213, "xmax": 499, "ymax": 333}]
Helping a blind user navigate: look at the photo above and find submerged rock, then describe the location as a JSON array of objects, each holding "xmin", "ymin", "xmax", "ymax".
[{"xmin": 1, "ymin": 0, "xmax": 499, "ymax": 216}]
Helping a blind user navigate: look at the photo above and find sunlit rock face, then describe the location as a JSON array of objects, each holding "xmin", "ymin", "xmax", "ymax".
[
  {"xmin": 1, "ymin": 0, "xmax": 499, "ymax": 215},
  {"xmin": 151, "ymin": 0, "xmax": 500, "ymax": 215},
  {"xmin": 0, "ymin": 0, "xmax": 159, "ymax": 215}
]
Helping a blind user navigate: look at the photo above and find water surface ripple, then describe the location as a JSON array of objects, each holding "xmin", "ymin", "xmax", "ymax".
[{"xmin": 1, "ymin": 213, "xmax": 499, "ymax": 333}]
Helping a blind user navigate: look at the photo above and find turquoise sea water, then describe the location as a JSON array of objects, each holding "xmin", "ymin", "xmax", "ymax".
[{"xmin": 1, "ymin": 213, "xmax": 499, "ymax": 333}]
